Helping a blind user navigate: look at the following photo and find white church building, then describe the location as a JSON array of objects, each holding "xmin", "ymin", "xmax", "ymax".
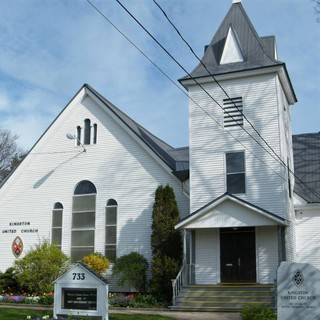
[{"xmin": 0, "ymin": 0, "xmax": 319, "ymax": 309}]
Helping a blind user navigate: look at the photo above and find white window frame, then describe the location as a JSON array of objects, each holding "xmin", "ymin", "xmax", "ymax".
[
  {"xmin": 225, "ymin": 151, "xmax": 246, "ymax": 195},
  {"xmin": 52, "ymin": 206, "xmax": 63, "ymax": 249},
  {"xmin": 105, "ymin": 202, "xmax": 117, "ymax": 263},
  {"xmin": 71, "ymin": 192, "xmax": 96, "ymax": 261}
]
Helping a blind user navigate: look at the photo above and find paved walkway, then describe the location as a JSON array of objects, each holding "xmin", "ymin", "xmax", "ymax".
[{"xmin": 110, "ymin": 309, "xmax": 241, "ymax": 320}]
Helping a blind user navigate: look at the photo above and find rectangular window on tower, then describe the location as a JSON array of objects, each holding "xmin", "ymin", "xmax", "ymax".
[
  {"xmin": 226, "ymin": 151, "xmax": 246, "ymax": 194},
  {"xmin": 223, "ymin": 97, "xmax": 243, "ymax": 128}
]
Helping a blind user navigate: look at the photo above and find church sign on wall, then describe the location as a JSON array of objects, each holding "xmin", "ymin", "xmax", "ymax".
[
  {"xmin": 0, "ymin": 221, "xmax": 39, "ymax": 258},
  {"xmin": 1, "ymin": 221, "xmax": 38, "ymax": 235},
  {"xmin": 277, "ymin": 262, "xmax": 320, "ymax": 320},
  {"xmin": 12, "ymin": 236, "xmax": 24, "ymax": 258}
]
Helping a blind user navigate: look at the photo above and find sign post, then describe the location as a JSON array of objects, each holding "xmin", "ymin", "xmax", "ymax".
[
  {"xmin": 53, "ymin": 262, "xmax": 108, "ymax": 320},
  {"xmin": 277, "ymin": 262, "xmax": 320, "ymax": 320}
]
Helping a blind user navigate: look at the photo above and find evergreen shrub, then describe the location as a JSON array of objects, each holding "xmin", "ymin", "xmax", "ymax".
[
  {"xmin": 0, "ymin": 267, "xmax": 21, "ymax": 293},
  {"xmin": 150, "ymin": 185, "xmax": 182, "ymax": 302},
  {"xmin": 113, "ymin": 252, "xmax": 148, "ymax": 291},
  {"xmin": 241, "ymin": 304, "xmax": 277, "ymax": 320}
]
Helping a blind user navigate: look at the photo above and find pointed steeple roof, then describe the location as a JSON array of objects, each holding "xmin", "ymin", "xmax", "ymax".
[{"xmin": 181, "ymin": 1, "xmax": 281, "ymax": 79}]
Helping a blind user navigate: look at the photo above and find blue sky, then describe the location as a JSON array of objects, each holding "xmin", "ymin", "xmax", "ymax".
[{"xmin": 0, "ymin": 0, "xmax": 319, "ymax": 150}]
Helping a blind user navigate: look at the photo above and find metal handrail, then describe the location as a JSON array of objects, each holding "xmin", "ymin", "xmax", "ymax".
[{"xmin": 171, "ymin": 260, "xmax": 190, "ymax": 306}]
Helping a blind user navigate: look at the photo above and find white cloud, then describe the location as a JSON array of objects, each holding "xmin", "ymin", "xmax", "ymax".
[
  {"xmin": 1, "ymin": 113, "xmax": 50, "ymax": 151},
  {"xmin": 0, "ymin": 0, "xmax": 318, "ymax": 150},
  {"xmin": 0, "ymin": 91, "xmax": 10, "ymax": 111}
]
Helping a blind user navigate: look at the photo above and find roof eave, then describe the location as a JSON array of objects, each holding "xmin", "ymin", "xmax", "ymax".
[
  {"xmin": 175, "ymin": 193, "xmax": 287, "ymax": 229},
  {"xmin": 178, "ymin": 63, "xmax": 297, "ymax": 104}
]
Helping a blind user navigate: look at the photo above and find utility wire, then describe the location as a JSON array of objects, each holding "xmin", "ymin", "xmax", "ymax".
[
  {"xmin": 113, "ymin": 0, "xmax": 289, "ymax": 167},
  {"xmin": 114, "ymin": 0, "xmax": 320, "ymax": 202},
  {"xmin": 85, "ymin": 0, "xmax": 320, "ymax": 202},
  {"xmin": 152, "ymin": 0, "xmax": 286, "ymax": 167},
  {"xmin": 84, "ymin": 0, "xmax": 288, "ymax": 183},
  {"xmin": 152, "ymin": 0, "xmax": 320, "ymax": 202}
]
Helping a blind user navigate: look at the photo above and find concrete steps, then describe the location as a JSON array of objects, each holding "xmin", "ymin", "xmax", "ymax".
[{"xmin": 171, "ymin": 284, "xmax": 274, "ymax": 312}]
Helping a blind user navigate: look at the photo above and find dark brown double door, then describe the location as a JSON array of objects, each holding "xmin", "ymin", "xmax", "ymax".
[{"xmin": 220, "ymin": 227, "xmax": 256, "ymax": 283}]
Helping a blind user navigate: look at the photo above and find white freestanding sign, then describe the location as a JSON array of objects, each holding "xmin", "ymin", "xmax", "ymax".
[
  {"xmin": 277, "ymin": 262, "xmax": 320, "ymax": 320},
  {"xmin": 53, "ymin": 262, "xmax": 108, "ymax": 320}
]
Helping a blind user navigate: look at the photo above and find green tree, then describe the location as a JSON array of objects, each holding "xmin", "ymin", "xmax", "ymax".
[
  {"xmin": 150, "ymin": 254, "xmax": 180, "ymax": 300},
  {"xmin": 112, "ymin": 252, "xmax": 148, "ymax": 291},
  {"xmin": 0, "ymin": 267, "xmax": 21, "ymax": 293},
  {"xmin": 150, "ymin": 185, "xmax": 182, "ymax": 301},
  {"xmin": 14, "ymin": 241, "xmax": 69, "ymax": 294}
]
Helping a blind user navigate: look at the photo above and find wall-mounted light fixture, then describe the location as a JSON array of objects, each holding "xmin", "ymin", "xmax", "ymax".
[{"xmin": 66, "ymin": 133, "xmax": 86, "ymax": 152}]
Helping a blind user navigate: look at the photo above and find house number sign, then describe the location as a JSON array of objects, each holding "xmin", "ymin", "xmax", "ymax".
[{"xmin": 72, "ymin": 273, "xmax": 86, "ymax": 280}]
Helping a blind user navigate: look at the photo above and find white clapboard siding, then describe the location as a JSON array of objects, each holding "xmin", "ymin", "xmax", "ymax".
[
  {"xmin": 188, "ymin": 73, "xmax": 291, "ymax": 219},
  {"xmin": 256, "ymin": 226, "xmax": 278, "ymax": 284},
  {"xmin": 295, "ymin": 209, "xmax": 320, "ymax": 269},
  {"xmin": 0, "ymin": 89, "xmax": 189, "ymax": 272},
  {"xmin": 195, "ymin": 229, "xmax": 219, "ymax": 284}
]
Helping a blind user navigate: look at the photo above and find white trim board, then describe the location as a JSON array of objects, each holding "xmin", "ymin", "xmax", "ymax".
[{"xmin": 176, "ymin": 194, "xmax": 287, "ymax": 229}]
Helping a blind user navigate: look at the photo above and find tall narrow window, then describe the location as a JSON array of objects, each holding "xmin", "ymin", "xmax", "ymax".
[
  {"xmin": 71, "ymin": 180, "xmax": 96, "ymax": 262},
  {"xmin": 105, "ymin": 199, "xmax": 117, "ymax": 262},
  {"xmin": 52, "ymin": 202, "xmax": 63, "ymax": 249},
  {"xmin": 84, "ymin": 119, "xmax": 91, "ymax": 145},
  {"xmin": 226, "ymin": 151, "xmax": 246, "ymax": 194},
  {"xmin": 76, "ymin": 126, "xmax": 81, "ymax": 146},
  {"xmin": 93, "ymin": 124, "xmax": 97, "ymax": 144},
  {"xmin": 287, "ymin": 158, "xmax": 292, "ymax": 198},
  {"xmin": 223, "ymin": 97, "xmax": 243, "ymax": 128}
]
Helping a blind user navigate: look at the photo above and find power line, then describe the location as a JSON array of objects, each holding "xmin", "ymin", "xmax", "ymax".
[
  {"xmin": 152, "ymin": 0, "xmax": 286, "ymax": 167},
  {"xmin": 152, "ymin": 0, "xmax": 320, "ymax": 202},
  {"xmin": 85, "ymin": 0, "xmax": 320, "ymax": 202},
  {"xmin": 84, "ymin": 0, "xmax": 289, "ymax": 183},
  {"xmin": 113, "ymin": 0, "xmax": 288, "ymax": 166},
  {"xmin": 114, "ymin": 0, "xmax": 320, "ymax": 202}
]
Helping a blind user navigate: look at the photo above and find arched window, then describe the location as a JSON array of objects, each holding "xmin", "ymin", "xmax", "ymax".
[
  {"xmin": 52, "ymin": 202, "xmax": 63, "ymax": 249},
  {"xmin": 105, "ymin": 199, "xmax": 117, "ymax": 262},
  {"xmin": 76, "ymin": 126, "xmax": 81, "ymax": 146},
  {"xmin": 84, "ymin": 119, "xmax": 91, "ymax": 145},
  {"xmin": 71, "ymin": 180, "xmax": 96, "ymax": 261},
  {"xmin": 74, "ymin": 180, "xmax": 97, "ymax": 195},
  {"xmin": 93, "ymin": 124, "xmax": 97, "ymax": 144}
]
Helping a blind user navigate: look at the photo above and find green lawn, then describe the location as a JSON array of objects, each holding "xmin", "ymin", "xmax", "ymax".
[{"xmin": 0, "ymin": 308, "xmax": 173, "ymax": 320}]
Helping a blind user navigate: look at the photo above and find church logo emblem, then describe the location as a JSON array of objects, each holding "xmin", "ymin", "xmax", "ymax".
[
  {"xmin": 12, "ymin": 236, "xmax": 23, "ymax": 258},
  {"xmin": 293, "ymin": 270, "xmax": 304, "ymax": 287}
]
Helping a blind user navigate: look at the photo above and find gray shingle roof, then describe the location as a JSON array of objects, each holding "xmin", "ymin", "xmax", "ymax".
[
  {"xmin": 0, "ymin": 84, "xmax": 190, "ymax": 190},
  {"xmin": 2, "ymin": 84, "xmax": 317, "ymax": 199},
  {"xmin": 293, "ymin": 133, "xmax": 320, "ymax": 203},
  {"xmin": 260, "ymin": 36, "xmax": 276, "ymax": 60},
  {"xmin": 180, "ymin": 2, "xmax": 283, "ymax": 80},
  {"xmin": 85, "ymin": 85, "xmax": 189, "ymax": 180}
]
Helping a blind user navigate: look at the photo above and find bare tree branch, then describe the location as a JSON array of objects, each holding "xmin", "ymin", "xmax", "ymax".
[{"xmin": 0, "ymin": 128, "xmax": 22, "ymax": 183}]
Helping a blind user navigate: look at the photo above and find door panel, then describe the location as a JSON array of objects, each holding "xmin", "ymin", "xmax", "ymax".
[{"xmin": 220, "ymin": 227, "xmax": 256, "ymax": 283}]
